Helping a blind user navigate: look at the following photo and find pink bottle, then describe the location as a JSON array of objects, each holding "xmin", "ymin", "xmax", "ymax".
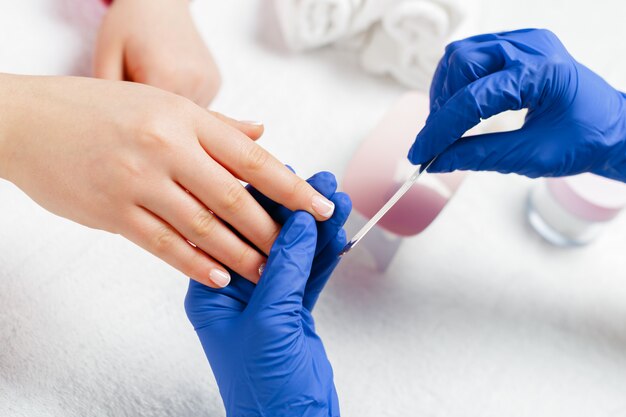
[{"xmin": 342, "ymin": 92, "xmax": 466, "ymax": 270}]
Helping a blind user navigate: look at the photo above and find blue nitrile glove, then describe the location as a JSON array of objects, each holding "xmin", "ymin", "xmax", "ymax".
[
  {"xmin": 408, "ymin": 28, "xmax": 626, "ymax": 181},
  {"xmin": 185, "ymin": 172, "xmax": 351, "ymax": 417}
]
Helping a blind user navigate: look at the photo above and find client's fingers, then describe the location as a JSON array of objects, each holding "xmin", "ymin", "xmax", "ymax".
[
  {"xmin": 196, "ymin": 116, "xmax": 335, "ymax": 221},
  {"xmin": 93, "ymin": 38, "xmax": 124, "ymax": 81},
  {"xmin": 208, "ymin": 110, "xmax": 264, "ymax": 141},
  {"xmin": 246, "ymin": 171, "xmax": 339, "ymax": 225},
  {"xmin": 176, "ymin": 148, "xmax": 281, "ymax": 255},
  {"xmin": 315, "ymin": 192, "xmax": 351, "ymax": 256},
  {"xmin": 139, "ymin": 182, "xmax": 267, "ymax": 283},
  {"xmin": 123, "ymin": 207, "xmax": 231, "ymax": 289}
]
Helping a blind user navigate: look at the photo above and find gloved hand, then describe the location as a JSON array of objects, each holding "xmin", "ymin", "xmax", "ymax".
[
  {"xmin": 185, "ymin": 172, "xmax": 351, "ymax": 417},
  {"xmin": 408, "ymin": 28, "xmax": 626, "ymax": 181}
]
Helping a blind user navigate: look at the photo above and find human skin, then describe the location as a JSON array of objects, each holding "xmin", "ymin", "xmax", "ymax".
[
  {"xmin": 94, "ymin": 0, "xmax": 221, "ymax": 107},
  {"xmin": 0, "ymin": 74, "xmax": 335, "ymax": 288}
]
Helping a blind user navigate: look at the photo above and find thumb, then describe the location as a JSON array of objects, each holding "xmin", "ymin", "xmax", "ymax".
[
  {"xmin": 427, "ymin": 128, "xmax": 539, "ymax": 175},
  {"xmin": 302, "ymin": 229, "xmax": 346, "ymax": 312},
  {"xmin": 93, "ymin": 29, "xmax": 124, "ymax": 80},
  {"xmin": 247, "ymin": 211, "xmax": 317, "ymax": 313}
]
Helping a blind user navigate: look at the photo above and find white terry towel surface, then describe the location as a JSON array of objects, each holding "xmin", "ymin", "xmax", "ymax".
[
  {"xmin": 361, "ymin": 0, "xmax": 466, "ymax": 89},
  {"xmin": 274, "ymin": 0, "xmax": 396, "ymax": 50},
  {"xmin": 274, "ymin": 0, "xmax": 471, "ymax": 89}
]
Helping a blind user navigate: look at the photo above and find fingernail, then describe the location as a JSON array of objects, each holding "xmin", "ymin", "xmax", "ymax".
[
  {"xmin": 241, "ymin": 120, "xmax": 263, "ymax": 126},
  {"xmin": 209, "ymin": 269, "xmax": 231, "ymax": 288},
  {"xmin": 312, "ymin": 195, "xmax": 335, "ymax": 218},
  {"xmin": 258, "ymin": 263, "xmax": 265, "ymax": 276}
]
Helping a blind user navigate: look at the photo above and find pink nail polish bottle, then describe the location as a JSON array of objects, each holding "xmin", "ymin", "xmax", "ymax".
[
  {"xmin": 342, "ymin": 91, "xmax": 466, "ymax": 271},
  {"xmin": 528, "ymin": 174, "xmax": 626, "ymax": 246}
]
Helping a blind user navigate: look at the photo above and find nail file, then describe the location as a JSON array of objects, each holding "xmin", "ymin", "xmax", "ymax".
[{"xmin": 339, "ymin": 158, "xmax": 436, "ymax": 257}]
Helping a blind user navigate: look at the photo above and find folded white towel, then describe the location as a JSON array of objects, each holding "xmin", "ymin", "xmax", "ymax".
[
  {"xmin": 274, "ymin": 0, "xmax": 352, "ymax": 50},
  {"xmin": 274, "ymin": 0, "xmax": 402, "ymax": 50},
  {"xmin": 360, "ymin": 0, "xmax": 466, "ymax": 89},
  {"xmin": 273, "ymin": 0, "xmax": 469, "ymax": 89}
]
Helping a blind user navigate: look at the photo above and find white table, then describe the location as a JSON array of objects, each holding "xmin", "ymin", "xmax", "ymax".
[{"xmin": 3, "ymin": 1, "xmax": 626, "ymax": 416}]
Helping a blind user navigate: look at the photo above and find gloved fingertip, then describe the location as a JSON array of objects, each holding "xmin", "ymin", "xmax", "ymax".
[
  {"xmin": 331, "ymin": 192, "xmax": 352, "ymax": 215},
  {"xmin": 318, "ymin": 171, "xmax": 337, "ymax": 189},
  {"xmin": 407, "ymin": 146, "xmax": 416, "ymax": 164},
  {"xmin": 426, "ymin": 157, "xmax": 450, "ymax": 173},
  {"xmin": 407, "ymin": 143, "xmax": 422, "ymax": 165},
  {"xmin": 307, "ymin": 171, "xmax": 337, "ymax": 197}
]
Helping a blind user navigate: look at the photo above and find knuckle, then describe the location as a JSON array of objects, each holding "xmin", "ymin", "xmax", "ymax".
[
  {"xmin": 232, "ymin": 245, "xmax": 257, "ymax": 270},
  {"xmin": 151, "ymin": 226, "xmax": 177, "ymax": 254},
  {"xmin": 136, "ymin": 117, "xmax": 173, "ymax": 150},
  {"xmin": 133, "ymin": 100, "xmax": 191, "ymax": 150},
  {"xmin": 222, "ymin": 182, "xmax": 247, "ymax": 212},
  {"xmin": 118, "ymin": 155, "xmax": 145, "ymax": 180},
  {"xmin": 448, "ymin": 47, "xmax": 467, "ymax": 67},
  {"xmin": 110, "ymin": 156, "xmax": 148, "ymax": 201},
  {"xmin": 448, "ymin": 49, "xmax": 471, "ymax": 78},
  {"xmin": 445, "ymin": 39, "xmax": 465, "ymax": 56},
  {"xmin": 258, "ymin": 227, "xmax": 280, "ymax": 253},
  {"xmin": 242, "ymin": 144, "xmax": 270, "ymax": 172},
  {"xmin": 191, "ymin": 209, "xmax": 218, "ymax": 238},
  {"xmin": 290, "ymin": 177, "xmax": 311, "ymax": 201}
]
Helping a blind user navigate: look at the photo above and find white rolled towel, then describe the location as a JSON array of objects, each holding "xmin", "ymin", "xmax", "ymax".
[
  {"xmin": 360, "ymin": 0, "xmax": 466, "ymax": 89},
  {"xmin": 274, "ymin": 0, "xmax": 402, "ymax": 51}
]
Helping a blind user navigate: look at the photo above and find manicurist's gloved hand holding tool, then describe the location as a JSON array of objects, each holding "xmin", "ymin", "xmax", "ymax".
[
  {"xmin": 185, "ymin": 172, "xmax": 351, "ymax": 417},
  {"xmin": 344, "ymin": 29, "xmax": 626, "ymax": 254},
  {"xmin": 408, "ymin": 29, "xmax": 626, "ymax": 181}
]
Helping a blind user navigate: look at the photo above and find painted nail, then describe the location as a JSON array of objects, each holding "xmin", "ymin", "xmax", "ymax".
[
  {"xmin": 258, "ymin": 263, "xmax": 266, "ymax": 276},
  {"xmin": 312, "ymin": 195, "xmax": 335, "ymax": 218},
  {"xmin": 209, "ymin": 269, "xmax": 231, "ymax": 288},
  {"xmin": 240, "ymin": 120, "xmax": 264, "ymax": 126}
]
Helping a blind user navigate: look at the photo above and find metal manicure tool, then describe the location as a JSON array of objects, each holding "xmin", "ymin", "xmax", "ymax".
[{"xmin": 339, "ymin": 158, "xmax": 436, "ymax": 257}]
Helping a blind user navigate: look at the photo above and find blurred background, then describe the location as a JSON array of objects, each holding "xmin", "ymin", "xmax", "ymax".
[{"xmin": 2, "ymin": 1, "xmax": 626, "ymax": 416}]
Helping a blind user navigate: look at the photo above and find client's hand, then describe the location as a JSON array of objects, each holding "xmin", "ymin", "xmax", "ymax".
[
  {"xmin": 0, "ymin": 74, "xmax": 336, "ymax": 288},
  {"xmin": 185, "ymin": 172, "xmax": 350, "ymax": 417},
  {"xmin": 94, "ymin": 0, "xmax": 221, "ymax": 106}
]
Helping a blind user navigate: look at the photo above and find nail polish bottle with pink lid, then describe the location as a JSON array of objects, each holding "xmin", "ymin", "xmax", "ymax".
[{"xmin": 528, "ymin": 174, "xmax": 626, "ymax": 246}]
